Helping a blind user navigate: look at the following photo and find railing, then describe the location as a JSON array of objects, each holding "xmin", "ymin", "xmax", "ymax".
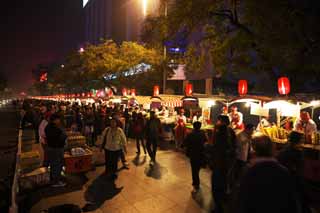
[{"xmin": 9, "ymin": 129, "xmax": 22, "ymax": 213}]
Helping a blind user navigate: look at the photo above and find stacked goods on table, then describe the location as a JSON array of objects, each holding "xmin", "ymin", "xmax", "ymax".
[
  {"xmin": 64, "ymin": 133, "xmax": 93, "ymax": 173},
  {"xmin": 64, "ymin": 148, "xmax": 93, "ymax": 173},
  {"xmin": 66, "ymin": 135, "xmax": 87, "ymax": 150},
  {"xmin": 66, "ymin": 131, "xmax": 82, "ymax": 137},
  {"xmin": 311, "ymin": 132, "xmax": 320, "ymax": 145},
  {"xmin": 262, "ymin": 126, "xmax": 288, "ymax": 144},
  {"xmin": 20, "ymin": 151, "xmax": 41, "ymax": 172},
  {"xmin": 19, "ymin": 167, "xmax": 50, "ymax": 190}
]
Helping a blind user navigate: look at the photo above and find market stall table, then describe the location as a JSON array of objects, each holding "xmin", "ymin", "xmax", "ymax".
[{"xmin": 185, "ymin": 123, "xmax": 214, "ymax": 141}]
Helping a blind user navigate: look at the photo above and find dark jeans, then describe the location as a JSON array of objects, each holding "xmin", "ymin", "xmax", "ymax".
[
  {"xmin": 212, "ymin": 168, "xmax": 227, "ymax": 213},
  {"xmin": 41, "ymin": 143, "xmax": 49, "ymax": 167},
  {"xmin": 136, "ymin": 136, "xmax": 146, "ymax": 153},
  {"xmin": 191, "ymin": 160, "xmax": 201, "ymax": 188},
  {"xmin": 47, "ymin": 147, "xmax": 64, "ymax": 183},
  {"xmin": 104, "ymin": 149, "xmax": 121, "ymax": 175},
  {"xmin": 146, "ymin": 137, "xmax": 158, "ymax": 161},
  {"xmin": 120, "ymin": 150, "xmax": 127, "ymax": 163}
]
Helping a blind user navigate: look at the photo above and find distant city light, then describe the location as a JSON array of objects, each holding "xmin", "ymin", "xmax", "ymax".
[
  {"xmin": 79, "ymin": 47, "xmax": 85, "ymax": 53},
  {"xmin": 61, "ymin": 64, "xmax": 65, "ymax": 68}
]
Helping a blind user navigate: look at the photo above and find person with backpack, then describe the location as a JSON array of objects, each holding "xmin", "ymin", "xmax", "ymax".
[{"xmin": 100, "ymin": 118, "xmax": 127, "ymax": 180}]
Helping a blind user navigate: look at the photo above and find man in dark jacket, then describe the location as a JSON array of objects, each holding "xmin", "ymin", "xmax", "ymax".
[
  {"xmin": 145, "ymin": 111, "xmax": 162, "ymax": 165},
  {"xmin": 45, "ymin": 113, "xmax": 67, "ymax": 187},
  {"xmin": 184, "ymin": 121, "xmax": 207, "ymax": 193},
  {"xmin": 237, "ymin": 134, "xmax": 303, "ymax": 213}
]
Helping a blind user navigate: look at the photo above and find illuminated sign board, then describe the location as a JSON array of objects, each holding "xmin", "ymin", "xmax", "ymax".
[{"xmin": 83, "ymin": 0, "xmax": 90, "ymax": 7}]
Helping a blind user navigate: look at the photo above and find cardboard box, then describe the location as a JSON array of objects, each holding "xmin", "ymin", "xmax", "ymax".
[
  {"xmin": 20, "ymin": 151, "xmax": 41, "ymax": 171},
  {"xmin": 64, "ymin": 149, "xmax": 93, "ymax": 173},
  {"xmin": 19, "ymin": 167, "xmax": 50, "ymax": 190}
]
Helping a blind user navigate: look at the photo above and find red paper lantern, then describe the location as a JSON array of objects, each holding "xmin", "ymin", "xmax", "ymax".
[
  {"xmin": 238, "ymin": 80, "xmax": 248, "ymax": 96},
  {"xmin": 131, "ymin": 89, "xmax": 136, "ymax": 97},
  {"xmin": 185, "ymin": 83, "xmax": 193, "ymax": 96},
  {"xmin": 82, "ymin": 93, "xmax": 85, "ymax": 97},
  {"xmin": 153, "ymin": 85, "xmax": 160, "ymax": 96},
  {"xmin": 278, "ymin": 77, "xmax": 290, "ymax": 95},
  {"xmin": 122, "ymin": 88, "xmax": 127, "ymax": 96}
]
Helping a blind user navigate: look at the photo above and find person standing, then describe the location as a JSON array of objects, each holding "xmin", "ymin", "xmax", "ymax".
[
  {"xmin": 45, "ymin": 113, "xmax": 67, "ymax": 187},
  {"xmin": 183, "ymin": 121, "xmax": 207, "ymax": 193},
  {"xmin": 145, "ymin": 111, "xmax": 162, "ymax": 165},
  {"xmin": 175, "ymin": 109, "xmax": 187, "ymax": 149},
  {"xmin": 38, "ymin": 111, "xmax": 50, "ymax": 167},
  {"xmin": 294, "ymin": 111, "xmax": 317, "ymax": 144},
  {"xmin": 133, "ymin": 112, "xmax": 147, "ymax": 155},
  {"xmin": 100, "ymin": 118, "xmax": 127, "ymax": 180},
  {"xmin": 277, "ymin": 131, "xmax": 311, "ymax": 213},
  {"xmin": 209, "ymin": 115, "xmax": 237, "ymax": 213},
  {"xmin": 192, "ymin": 111, "xmax": 203, "ymax": 124},
  {"xmin": 235, "ymin": 124, "xmax": 255, "ymax": 181},
  {"xmin": 228, "ymin": 106, "xmax": 244, "ymax": 131},
  {"xmin": 83, "ymin": 107, "xmax": 95, "ymax": 146},
  {"xmin": 236, "ymin": 135, "xmax": 303, "ymax": 213}
]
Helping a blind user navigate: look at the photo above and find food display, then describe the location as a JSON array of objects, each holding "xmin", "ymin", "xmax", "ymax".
[
  {"xmin": 66, "ymin": 135, "xmax": 87, "ymax": 150},
  {"xmin": 311, "ymin": 132, "xmax": 320, "ymax": 145},
  {"xmin": 261, "ymin": 126, "xmax": 288, "ymax": 144},
  {"xmin": 64, "ymin": 148, "xmax": 93, "ymax": 173}
]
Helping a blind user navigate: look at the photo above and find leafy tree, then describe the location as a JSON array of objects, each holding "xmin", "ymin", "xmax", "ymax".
[
  {"xmin": 154, "ymin": 0, "xmax": 320, "ymax": 92},
  {"xmin": 50, "ymin": 40, "xmax": 163, "ymax": 92}
]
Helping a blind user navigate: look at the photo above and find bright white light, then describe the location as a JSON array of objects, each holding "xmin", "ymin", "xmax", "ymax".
[
  {"xmin": 310, "ymin": 100, "xmax": 320, "ymax": 106},
  {"xmin": 142, "ymin": 0, "xmax": 148, "ymax": 16},
  {"xmin": 207, "ymin": 100, "xmax": 216, "ymax": 107},
  {"xmin": 79, "ymin": 47, "xmax": 84, "ymax": 53},
  {"xmin": 83, "ymin": 0, "xmax": 90, "ymax": 7}
]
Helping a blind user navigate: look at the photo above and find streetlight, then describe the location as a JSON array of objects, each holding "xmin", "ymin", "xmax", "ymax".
[
  {"xmin": 141, "ymin": 0, "xmax": 168, "ymax": 93},
  {"xmin": 142, "ymin": 0, "xmax": 148, "ymax": 17}
]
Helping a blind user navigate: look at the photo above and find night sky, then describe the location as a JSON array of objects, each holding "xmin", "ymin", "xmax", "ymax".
[{"xmin": 0, "ymin": 0, "xmax": 84, "ymax": 92}]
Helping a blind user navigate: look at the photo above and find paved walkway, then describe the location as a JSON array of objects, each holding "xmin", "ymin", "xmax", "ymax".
[{"xmin": 28, "ymin": 139, "xmax": 213, "ymax": 213}]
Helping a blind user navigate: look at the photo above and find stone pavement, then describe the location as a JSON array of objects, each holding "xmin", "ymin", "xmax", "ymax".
[{"xmin": 29, "ymin": 139, "xmax": 214, "ymax": 213}]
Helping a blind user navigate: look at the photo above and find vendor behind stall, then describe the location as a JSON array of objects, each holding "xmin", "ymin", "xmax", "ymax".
[
  {"xmin": 294, "ymin": 111, "xmax": 317, "ymax": 143},
  {"xmin": 229, "ymin": 106, "xmax": 244, "ymax": 131},
  {"xmin": 256, "ymin": 116, "xmax": 271, "ymax": 131},
  {"xmin": 175, "ymin": 109, "xmax": 187, "ymax": 149},
  {"xmin": 192, "ymin": 111, "xmax": 203, "ymax": 124}
]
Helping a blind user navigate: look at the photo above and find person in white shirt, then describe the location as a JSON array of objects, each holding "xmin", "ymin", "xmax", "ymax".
[
  {"xmin": 229, "ymin": 106, "xmax": 244, "ymax": 130},
  {"xmin": 256, "ymin": 116, "xmax": 271, "ymax": 131},
  {"xmin": 100, "ymin": 118, "xmax": 127, "ymax": 180},
  {"xmin": 38, "ymin": 111, "xmax": 50, "ymax": 167},
  {"xmin": 294, "ymin": 111, "xmax": 317, "ymax": 144},
  {"xmin": 192, "ymin": 111, "xmax": 203, "ymax": 124}
]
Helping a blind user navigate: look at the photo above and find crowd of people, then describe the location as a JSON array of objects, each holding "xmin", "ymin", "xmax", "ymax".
[{"xmin": 19, "ymin": 99, "xmax": 316, "ymax": 213}]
